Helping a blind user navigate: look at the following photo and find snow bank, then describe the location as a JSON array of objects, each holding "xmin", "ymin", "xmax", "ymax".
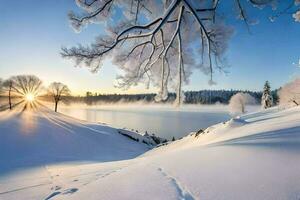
[
  {"xmin": 0, "ymin": 107, "xmax": 150, "ymax": 176},
  {"xmin": 146, "ymin": 106, "xmax": 300, "ymax": 160}
]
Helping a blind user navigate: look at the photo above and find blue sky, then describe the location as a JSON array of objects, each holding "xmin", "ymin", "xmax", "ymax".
[{"xmin": 0, "ymin": 0, "xmax": 300, "ymax": 95}]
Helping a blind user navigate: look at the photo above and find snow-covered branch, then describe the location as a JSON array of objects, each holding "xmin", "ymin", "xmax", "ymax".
[{"xmin": 63, "ymin": 0, "xmax": 298, "ymax": 104}]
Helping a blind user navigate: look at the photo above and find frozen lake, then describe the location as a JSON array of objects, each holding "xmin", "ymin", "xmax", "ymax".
[{"xmin": 60, "ymin": 104, "xmax": 231, "ymax": 139}]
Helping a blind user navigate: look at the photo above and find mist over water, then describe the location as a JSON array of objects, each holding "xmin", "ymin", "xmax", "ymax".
[{"xmin": 59, "ymin": 103, "xmax": 231, "ymax": 139}]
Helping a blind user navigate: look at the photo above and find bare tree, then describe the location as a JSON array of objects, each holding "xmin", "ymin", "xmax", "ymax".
[
  {"xmin": 11, "ymin": 75, "xmax": 43, "ymax": 98},
  {"xmin": 48, "ymin": 82, "xmax": 70, "ymax": 112},
  {"xmin": 62, "ymin": 0, "xmax": 299, "ymax": 105},
  {"xmin": 2, "ymin": 75, "xmax": 43, "ymax": 110},
  {"xmin": 2, "ymin": 79, "xmax": 14, "ymax": 110}
]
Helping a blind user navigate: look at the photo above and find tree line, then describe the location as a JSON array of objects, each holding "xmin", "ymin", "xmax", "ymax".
[
  {"xmin": 3, "ymin": 75, "xmax": 300, "ymax": 115},
  {"xmin": 74, "ymin": 87, "xmax": 278, "ymax": 105}
]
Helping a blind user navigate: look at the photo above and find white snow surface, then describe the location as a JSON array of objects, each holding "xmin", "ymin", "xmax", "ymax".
[{"xmin": 1, "ymin": 106, "xmax": 300, "ymax": 200}]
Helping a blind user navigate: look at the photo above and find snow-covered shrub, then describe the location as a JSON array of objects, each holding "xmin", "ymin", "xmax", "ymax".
[
  {"xmin": 229, "ymin": 93, "xmax": 256, "ymax": 116},
  {"xmin": 278, "ymin": 78, "xmax": 300, "ymax": 106},
  {"xmin": 261, "ymin": 81, "xmax": 273, "ymax": 109}
]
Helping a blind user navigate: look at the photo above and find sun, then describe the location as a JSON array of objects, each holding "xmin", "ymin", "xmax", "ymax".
[{"xmin": 25, "ymin": 93, "xmax": 35, "ymax": 102}]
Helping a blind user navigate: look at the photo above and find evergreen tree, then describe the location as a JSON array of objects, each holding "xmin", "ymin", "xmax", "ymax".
[
  {"xmin": 261, "ymin": 81, "xmax": 273, "ymax": 109},
  {"xmin": 172, "ymin": 136, "xmax": 176, "ymax": 141}
]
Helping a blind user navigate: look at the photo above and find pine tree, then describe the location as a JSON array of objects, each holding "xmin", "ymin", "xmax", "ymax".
[
  {"xmin": 261, "ymin": 81, "xmax": 273, "ymax": 109},
  {"xmin": 172, "ymin": 136, "xmax": 176, "ymax": 141}
]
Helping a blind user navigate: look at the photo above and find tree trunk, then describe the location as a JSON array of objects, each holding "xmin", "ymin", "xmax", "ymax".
[
  {"xmin": 293, "ymin": 100, "xmax": 299, "ymax": 106},
  {"xmin": 54, "ymin": 101, "xmax": 58, "ymax": 112},
  {"xmin": 176, "ymin": 61, "xmax": 182, "ymax": 106},
  {"xmin": 8, "ymin": 88, "xmax": 12, "ymax": 110},
  {"xmin": 160, "ymin": 59, "xmax": 165, "ymax": 98},
  {"xmin": 241, "ymin": 103, "xmax": 245, "ymax": 113}
]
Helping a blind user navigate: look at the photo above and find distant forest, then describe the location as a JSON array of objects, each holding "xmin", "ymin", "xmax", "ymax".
[{"xmin": 70, "ymin": 90, "xmax": 279, "ymax": 105}]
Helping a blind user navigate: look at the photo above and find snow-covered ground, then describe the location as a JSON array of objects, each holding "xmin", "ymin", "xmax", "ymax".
[{"xmin": 0, "ymin": 106, "xmax": 300, "ymax": 199}]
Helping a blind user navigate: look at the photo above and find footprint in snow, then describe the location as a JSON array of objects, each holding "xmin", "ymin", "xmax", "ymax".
[
  {"xmin": 63, "ymin": 188, "xmax": 79, "ymax": 195},
  {"xmin": 45, "ymin": 187, "xmax": 78, "ymax": 199},
  {"xmin": 157, "ymin": 167, "xmax": 195, "ymax": 200},
  {"xmin": 50, "ymin": 186, "xmax": 61, "ymax": 191},
  {"xmin": 44, "ymin": 191, "xmax": 61, "ymax": 200}
]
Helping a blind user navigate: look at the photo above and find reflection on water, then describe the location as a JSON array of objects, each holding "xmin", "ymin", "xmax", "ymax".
[{"xmin": 60, "ymin": 105, "xmax": 230, "ymax": 139}]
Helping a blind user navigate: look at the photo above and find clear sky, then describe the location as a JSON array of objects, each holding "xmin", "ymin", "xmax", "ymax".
[{"xmin": 0, "ymin": 0, "xmax": 300, "ymax": 95}]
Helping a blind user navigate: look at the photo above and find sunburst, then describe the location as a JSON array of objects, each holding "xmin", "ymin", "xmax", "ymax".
[{"xmin": 25, "ymin": 93, "xmax": 36, "ymax": 102}]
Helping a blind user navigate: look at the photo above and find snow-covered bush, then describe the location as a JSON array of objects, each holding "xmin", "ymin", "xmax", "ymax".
[
  {"xmin": 229, "ymin": 93, "xmax": 256, "ymax": 116},
  {"xmin": 261, "ymin": 81, "xmax": 273, "ymax": 109},
  {"xmin": 278, "ymin": 78, "xmax": 300, "ymax": 106}
]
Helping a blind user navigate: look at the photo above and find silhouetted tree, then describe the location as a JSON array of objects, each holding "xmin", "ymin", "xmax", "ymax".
[
  {"xmin": 12, "ymin": 75, "xmax": 43, "ymax": 99},
  {"xmin": 48, "ymin": 82, "xmax": 70, "ymax": 112},
  {"xmin": 86, "ymin": 91, "xmax": 92, "ymax": 97},
  {"xmin": 2, "ymin": 75, "xmax": 43, "ymax": 110},
  {"xmin": 2, "ymin": 79, "xmax": 14, "ymax": 110}
]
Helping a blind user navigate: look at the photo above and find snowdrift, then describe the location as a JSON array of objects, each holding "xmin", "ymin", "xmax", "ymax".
[
  {"xmin": 0, "ymin": 107, "xmax": 150, "ymax": 175},
  {"xmin": 148, "ymin": 106, "xmax": 300, "ymax": 154}
]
